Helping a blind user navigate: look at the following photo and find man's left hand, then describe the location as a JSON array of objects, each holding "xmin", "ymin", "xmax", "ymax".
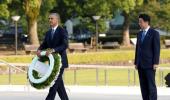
[
  {"xmin": 46, "ymin": 49, "xmax": 55, "ymax": 56},
  {"xmin": 153, "ymin": 64, "xmax": 158, "ymax": 70}
]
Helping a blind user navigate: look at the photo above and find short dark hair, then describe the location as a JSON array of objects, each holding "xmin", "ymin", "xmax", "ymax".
[
  {"xmin": 49, "ymin": 9, "xmax": 57, "ymax": 14},
  {"xmin": 139, "ymin": 13, "xmax": 150, "ymax": 24}
]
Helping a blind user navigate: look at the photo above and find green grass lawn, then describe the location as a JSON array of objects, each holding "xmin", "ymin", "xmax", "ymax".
[
  {"xmin": 0, "ymin": 68, "xmax": 169, "ymax": 86},
  {"xmin": 0, "ymin": 49, "xmax": 170, "ymax": 86},
  {"xmin": 0, "ymin": 74, "xmax": 27, "ymax": 85},
  {"xmin": 64, "ymin": 68, "xmax": 170, "ymax": 86},
  {"xmin": 0, "ymin": 49, "xmax": 170, "ymax": 65}
]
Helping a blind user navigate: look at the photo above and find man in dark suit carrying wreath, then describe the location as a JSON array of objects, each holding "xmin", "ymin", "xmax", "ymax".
[{"xmin": 37, "ymin": 11, "xmax": 69, "ymax": 100}]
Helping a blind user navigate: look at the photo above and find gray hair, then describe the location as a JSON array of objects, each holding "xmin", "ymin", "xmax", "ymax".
[{"xmin": 50, "ymin": 13, "xmax": 61, "ymax": 25}]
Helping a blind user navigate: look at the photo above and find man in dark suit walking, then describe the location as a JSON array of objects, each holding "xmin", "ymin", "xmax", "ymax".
[
  {"xmin": 37, "ymin": 12, "xmax": 69, "ymax": 100},
  {"xmin": 134, "ymin": 13, "xmax": 160, "ymax": 100}
]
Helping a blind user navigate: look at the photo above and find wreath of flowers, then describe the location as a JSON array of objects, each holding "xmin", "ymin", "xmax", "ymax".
[{"xmin": 28, "ymin": 51, "xmax": 61, "ymax": 89}]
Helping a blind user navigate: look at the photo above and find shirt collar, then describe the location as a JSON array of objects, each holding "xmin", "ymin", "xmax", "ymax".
[
  {"xmin": 52, "ymin": 25, "xmax": 58, "ymax": 31},
  {"xmin": 143, "ymin": 26, "xmax": 150, "ymax": 33}
]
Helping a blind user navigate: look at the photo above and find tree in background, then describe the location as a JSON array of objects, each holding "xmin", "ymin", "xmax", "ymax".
[
  {"xmin": 5, "ymin": 0, "xmax": 56, "ymax": 44},
  {"xmin": 3, "ymin": 0, "xmax": 170, "ymax": 46},
  {"xmin": 150, "ymin": 0, "xmax": 170, "ymax": 32},
  {"xmin": 159, "ymin": 0, "xmax": 170, "ymax": 32},
  {"xmin": 52, "ymin": 0, "xmax": 112, "ymax": 37},
  {"xmin": 53, "ymin": 0, "xmax": 80, "ymax": 23},
  {"xmin": 23, "ymin": 0, "xmax": 42, "ymax": 45},
  {"xmin": 82, "ymin": 0, "xmax": 112, "ymax": 33},
  {"xmin": 38, "ymin": 0, "xmax": 56, "ymax": 41},
  {"xmin": 0, "ymin": 0, "xmax": 11, "ymax": 19},
  {"xmin": 8, "ymin": 0, "xmax": 24, "ymax": 16},
  {"xmin": 7, "ymin": 0, "xmax": 57, "ymax": 44},
  {"xmin": 111, "ymin": 0, "xmax": 143, "ymax": 47},
  {"xmin": 8, "ymin": 0, "xmax": 27, "ymax": 35},
  {"xmin": 132, "ymin": 0, "xmax": 170, "ymax": 34}
]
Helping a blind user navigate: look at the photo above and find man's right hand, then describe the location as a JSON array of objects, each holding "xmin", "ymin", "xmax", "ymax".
[{"xmin": 37, "ymin": 50, "xmax": 41, "ymax": 57}]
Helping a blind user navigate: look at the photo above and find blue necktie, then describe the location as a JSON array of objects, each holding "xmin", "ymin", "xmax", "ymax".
[
  {"xmin": 141, "ymin": 30, "xmax": 146, "ymax": 42},
  {"xmin": 51, "ymin": 29, "xmax": 55, "ymax": 39}
]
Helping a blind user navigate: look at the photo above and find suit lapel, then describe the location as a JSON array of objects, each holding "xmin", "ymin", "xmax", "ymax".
[
  {"xmin": 49, "ymin": 29, "xmax": 53, "ymax": 41},
  {"xmin": 45, "ymin": 30, "xmax": 52, "ymax": 47},
  {"xmin": 139, "ymin": 31, "xmax": 143, "ymax": 45},
  {"xmin": 51, "ymin": 27, "xmax": 59, "ymax": 44},
  {"xmin": 139, "ymin": 28, "xmax": 151, "ymax": 45},
  {"xmin": 142, "ymin": 28, "xmax": 151, "ymax": 44}
]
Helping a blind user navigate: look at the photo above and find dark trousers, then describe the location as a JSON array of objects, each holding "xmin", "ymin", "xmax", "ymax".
[
  {"xmin": 138, "ymin": 68, "xmax": 157, "ymax": 100},
  {"xmin": 45, "ymin": 68, "xmax": 69, "ymax": 100}
]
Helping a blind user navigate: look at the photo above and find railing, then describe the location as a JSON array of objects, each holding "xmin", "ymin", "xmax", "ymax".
[
  {"xmin": 0, "ymin": 62, "xmax": 169, "ymax": 86},
  {"xmin": 0, "ymin": 60, "xmax": 27, "ymax": 85},
  {"xmin": 66, "ymin": 65, "xmax": 170, "ymax": 86}
]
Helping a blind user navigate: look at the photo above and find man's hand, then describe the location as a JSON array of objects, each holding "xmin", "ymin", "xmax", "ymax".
[
  {"xmin": 153, "ymin": 64, "xmax": 158, "ymax": 70},
  {"xmin": 37, "ymin": 50, "xmax": 41, "ymax": 57},
  {"xmin": 135, "ymin": 65, "xmax": 138, "ymax": 70},
  {"xmin": 46, "ymin": 49, "xmax": 55, "ymax": 56}
]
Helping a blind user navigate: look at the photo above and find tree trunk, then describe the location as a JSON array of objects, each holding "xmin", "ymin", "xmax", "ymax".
[
  {"xmin": 122, "ymin": 11, "xmax": 131, "ymax": 47},
  {"xmin": 28, "ymin": 18, "xmax": 39, "ymax": 45},
  {"xmin": 23, "ymin": 0, "xmax": 42, "ymax": 45}
]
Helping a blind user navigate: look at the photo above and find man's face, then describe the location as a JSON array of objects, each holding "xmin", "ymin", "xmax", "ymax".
[
  {"xmin": 49, "ymin": 14, "xmax": 58, "ymax": 27},
  {"xmin": 138, "ymin": 18, "xmax": 148, "ymax": 29}
]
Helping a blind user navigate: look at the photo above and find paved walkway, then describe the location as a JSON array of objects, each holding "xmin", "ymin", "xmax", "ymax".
[
  {"xmin": 0, "ymin": 85, "xmax": 170, "ymax": 100},
  {"xmin": 0, "ymin": 85, "xmax": 170, "ymax": 95},
  {"xmin": 1, "ymin": 92, "xmax": 170, "ymax": 100}
]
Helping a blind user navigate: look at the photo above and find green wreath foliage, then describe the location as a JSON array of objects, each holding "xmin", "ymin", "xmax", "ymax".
[{"xmin": 29, "ymin": 53, "xmax": 61, "ymax": 89}]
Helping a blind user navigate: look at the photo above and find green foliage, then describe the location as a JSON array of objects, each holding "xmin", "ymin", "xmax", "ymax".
[
  {"xmin": 0, "ymin": 4, "xmax": 9, "ymax": 19},
  {"xmin": 0, "ymin": 0, "xmax": 11, "ymax": 19},
  {"xmin": 157, "ymin": 2, "xmax": 170, "ymax": 31},
  {"xmin": 3, "ymin": 0, "xmax": 170, "ymax": 44},
  {"xmin": 160, "ymin": 0, "xmax": 170, "ymax": 3},
  {"xmin": 40, "ymin": 0, "xmax": 56, "ymax": 15},
  {"xmin": 5, "ymin": 0, "xmax": 57, "ymax": 42},
  {"xmin": 8, "ymin": 0, "xmax": 24, "ymax": 15},
  {"xmin": 38, "ymin": 0, "xmax": 56, "ymax": 41},
  {"xmin": 51, "ymin": 0, "xmax": 113, "ymax": 34},
  {"xmin": 7, "ymin": 0, "xmax": 27, "ymax": 35},
  {"xmin": 23, "ymin": 0, "xmax": 42, "ymax": 20},
  {"xmin": 110, "ymin": 0, "xmax": 144, "ymax": 46},
  {"xmin": 111, "ymin": 0, "xmax": 143, "ymax": 14},
  {"xmin": 131, "ymin": 0, "xmax": 170, "ymax": 32},
  {"xmin": 80, "ymin": 0, "xmax": 112, "ymax": 33}
]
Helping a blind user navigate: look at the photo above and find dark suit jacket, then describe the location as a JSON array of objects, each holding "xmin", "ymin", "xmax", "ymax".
[
  {"xmin": 134, "ymin": 28, "xmax": 160, "ymax": 69},
  {"xmin": 38, "ymin": 26, "xmax": 68, "ymax": 68}
]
